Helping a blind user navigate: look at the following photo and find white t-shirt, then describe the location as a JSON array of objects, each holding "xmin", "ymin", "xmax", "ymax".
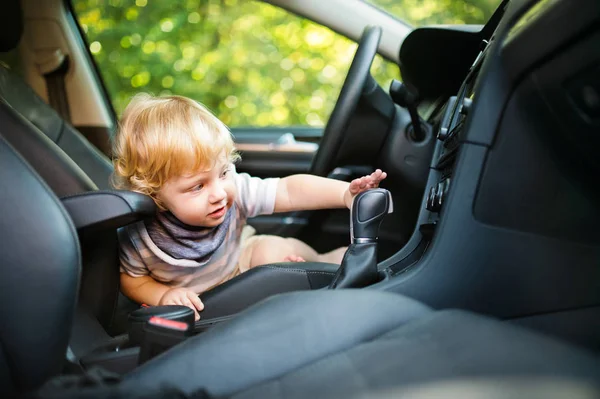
[{"xmin": 118, "ymin": 170, "xmax": 279, "ymax": 294}]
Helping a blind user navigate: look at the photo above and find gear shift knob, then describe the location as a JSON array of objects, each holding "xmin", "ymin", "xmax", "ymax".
[{"xmin": 351, "ymin": 188, "xmax": 393, "ymax": 243}]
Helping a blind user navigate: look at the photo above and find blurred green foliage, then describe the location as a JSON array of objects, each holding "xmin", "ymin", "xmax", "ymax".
[
  {"xmin": 73, "ymin": 0, "xmax": 500, "ymax": 127},
  {"xmin": 367, "ymin": 0, "xmax": 500, "ymax": 26}
]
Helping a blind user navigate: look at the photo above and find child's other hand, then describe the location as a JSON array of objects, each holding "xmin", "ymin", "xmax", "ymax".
[
  {"xmin": 283, "ymin": 254, "xmax": 306, "ymax": 262},
  {"xmin": 344, "ymin": 169, "xmax": 387, "ymax": 209},
  {"xmin": 159, "ymin": 287, "xmax": 204, "ymax": 321}
]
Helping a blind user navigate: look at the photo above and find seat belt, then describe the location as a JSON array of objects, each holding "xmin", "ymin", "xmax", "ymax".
[{"xmin": 35, "ymin": 48, "xmax": 71, "ymax": 123}]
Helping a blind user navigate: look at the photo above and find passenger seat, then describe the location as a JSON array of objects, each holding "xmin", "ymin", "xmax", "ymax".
[
  {"xmin": 0, "ymin": 96, "xmax": 129, "ymax": 345},
  {"xmin": 0, "ymin": 2, "xmax": 131, "ymax": 346},
  {"xmin": 0, "ymin": 2, "xmax": 128, "ymax": 348}
]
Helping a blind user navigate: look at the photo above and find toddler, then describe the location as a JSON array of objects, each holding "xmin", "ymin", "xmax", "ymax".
[{"xmin": 113, "ymin": 94, "xmax": 386, "ymax": 319}]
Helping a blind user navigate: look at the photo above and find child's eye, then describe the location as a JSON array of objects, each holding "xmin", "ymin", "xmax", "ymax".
[
  {"xmin": 220, "ymin": 169, "xmax": 230, "ymax": 178},
  {"xmin": 191, "ymin": 184, "xmax": 203, "ymax": 192}
]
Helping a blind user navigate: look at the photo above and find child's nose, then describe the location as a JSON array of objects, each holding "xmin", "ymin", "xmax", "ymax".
[{"xmin": 209, "ymin": 182, "xmax": 227, "ymax": 203}]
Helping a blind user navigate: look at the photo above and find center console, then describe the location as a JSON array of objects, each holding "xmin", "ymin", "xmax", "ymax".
[
  {"xmin": 378, "ymin": 37, "xmax": 491, "ymax": 276},
  {"xmin": 374, "ymin": 0, "xmax": 600, "ymax": 352},
  {"xmin": 426, "ymin": 38, "xmax": 487, "ymax": 215}
]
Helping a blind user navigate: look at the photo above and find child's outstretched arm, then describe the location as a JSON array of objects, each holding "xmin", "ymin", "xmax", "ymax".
[{"xmin": 274, "ymin": 169, "xmax": 387, "ymax": 212}]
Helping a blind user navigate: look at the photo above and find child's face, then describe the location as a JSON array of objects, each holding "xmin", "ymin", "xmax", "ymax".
[{"xmin": 157, "ymin": 155, "xmax": 236, "ymax": 227}]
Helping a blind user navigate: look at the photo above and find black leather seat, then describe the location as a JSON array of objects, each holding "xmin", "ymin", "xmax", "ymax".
[
  {"xmin": 0, "ymin": 136, "xmax": 80, "ymax": 394},
  {"xmin": 2, "ymin": 135, "xmax": 599, "ymax": 398},
  {"xmin": 0, "ymin": 0, "xmax": 126, "ymax": 345},
  {"xmin": 123, "ymin": 291, "xmax": 600, "ymax": 398},
  {"xmin": 0, "ymin": 99, "xmax": 126, "ymax": 338}
]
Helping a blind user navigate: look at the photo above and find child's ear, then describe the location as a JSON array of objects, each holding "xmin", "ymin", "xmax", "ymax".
[{"xmin": 150, "ymin": 191, "xmax": 167, "ymax": 211}]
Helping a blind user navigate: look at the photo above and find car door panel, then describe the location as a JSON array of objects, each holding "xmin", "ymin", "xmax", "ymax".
[
  {"xmin": 232, "ymin": 127, "xmax": 318, "ymax": 237},
  {"xmin": 232, "ymin": 126, "xmax": 321, "ymax": 178}
]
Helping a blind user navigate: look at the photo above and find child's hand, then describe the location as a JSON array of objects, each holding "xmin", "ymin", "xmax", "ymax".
[
  {"xmin": 344, "ymin": 169, "xmax": 387, "ymax": 209},
  {"xmin": 159, "ymin": 287, "xmax": 204, "ymax": 321}
]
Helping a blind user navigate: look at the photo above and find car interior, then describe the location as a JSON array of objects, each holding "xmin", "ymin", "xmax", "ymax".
[{"xmin": 1, "ymin": 0, "xmax": 599, "ymax": 397}]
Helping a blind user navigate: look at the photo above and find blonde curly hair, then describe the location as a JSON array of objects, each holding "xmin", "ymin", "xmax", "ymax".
[{"xmin": 112, "ymin": 94, "xmax": 239, "ymax": 209}]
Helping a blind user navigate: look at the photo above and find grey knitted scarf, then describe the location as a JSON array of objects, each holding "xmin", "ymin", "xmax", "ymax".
[{"xmin": 145, "ymin": 205, "xmax": 234, "ymax": 263}]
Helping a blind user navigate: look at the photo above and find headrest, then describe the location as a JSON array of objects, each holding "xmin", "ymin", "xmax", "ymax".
[{"xmin": 0, "ymin": 0, "xmax": 23, "ymax": 52}]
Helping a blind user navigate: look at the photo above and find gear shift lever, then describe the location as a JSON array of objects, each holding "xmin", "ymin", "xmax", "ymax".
[
  {"xmin": 330, "ymin": 188, "xmax": 393, "ymax": 289},
  {"xmin": 389, "ymin": 80, "xmax": 425, "ymax": 142},
  {"xmin": 351, "ymin": 188, "xmax": 393, "ymax": 243}
]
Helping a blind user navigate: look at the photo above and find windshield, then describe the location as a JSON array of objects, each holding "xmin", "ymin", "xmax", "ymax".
[{"xmin": 366, "ymin": 0, "xmax": 502, "ymax": 27}]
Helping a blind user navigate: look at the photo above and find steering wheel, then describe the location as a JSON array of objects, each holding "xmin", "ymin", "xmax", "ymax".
[{"xmin": 310, "ymin": 26, "xmax": 382, "ymax": 177}]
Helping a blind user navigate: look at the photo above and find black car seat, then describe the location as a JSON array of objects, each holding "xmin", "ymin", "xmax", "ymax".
[
  {"xmin": 0, "ymin": 101, "xmax": 127, "ymax": 354},
  {"xmin": 0, "ymin": 0, "xmax": 127, "ymax": 347},
  {"xmin": 1, "ymin": 133, "xmax": 599, "ymax": 398},
  {"xmin": 0, "ymin": 136, "xmax": 80, "ymax": 394}
]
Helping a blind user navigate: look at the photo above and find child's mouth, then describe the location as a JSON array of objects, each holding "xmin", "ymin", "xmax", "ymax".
[{"xmin": 208, "ymin": 206, "xmax": 226, "ymax": 219}]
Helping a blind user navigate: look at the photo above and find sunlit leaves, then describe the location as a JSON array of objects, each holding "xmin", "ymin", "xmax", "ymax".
[
  {"xmin": 188, "ymin": 12, "xmax": 201, "ymax": 23},
  {"xmin": 74, "ymin": 0, "xmax": 495, "ymax": 126},
  {"xmin": 366, "ymin": 0, "xmax": 499, "ymax": 26},
  {"xmin": 131, "ymin": 71, "xmax": 150, "ymax": 87},
  {"xmin": 161, "ymin": 75, "xmax": 174, "ymax": 88},
  {"xmin": 160, "ymin": 19, "xmax": 174, "ymax": 32},
  {"xmin": 90, "ymin": 41, "xmax": 102, "ymax": 54}
]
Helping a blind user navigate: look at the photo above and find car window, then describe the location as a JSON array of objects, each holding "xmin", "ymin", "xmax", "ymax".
[
  {"xmin": 365, "ymin": 0, "xmax": 502, "ymax": 26},
  {"xmin": 72, "ymin": 0, "xmax": 400, "ymax": 127}
]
